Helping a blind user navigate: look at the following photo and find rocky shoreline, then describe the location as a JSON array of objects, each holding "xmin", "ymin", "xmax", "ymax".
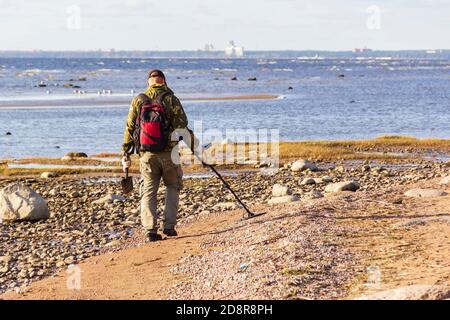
[{"xmin": 0, "ymin": 157, "xmax": 449, "ymax": 295}]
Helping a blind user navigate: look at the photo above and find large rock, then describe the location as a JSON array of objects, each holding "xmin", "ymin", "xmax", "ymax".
[
  {"xmin": 268, "ymin": 195, "xmax": 299, "ymax": 204},
  {"xmin": 439, "ymin": 176, "xmax": 450, "ymax": 185},
  {"xmin": 404, "ymin": 189, "xmax": 447, "ymax": 198},
  {"xmin": 325, "ymin": 181, "xmax": 360, "ymax": 193},
  {"xmin": 355, "ymin": 285, "xmax": 450, "ymax": 300},
  {"xmin": 0, "ymin": 183, "xmax": 49, "ymax": 222},
  {"xmin": 291, "ymin": 159, "xmax": 318, "ymax": 172},
  {"xmin": 272, "ymin": 184, "xmax": 292, "ymax": 197}
]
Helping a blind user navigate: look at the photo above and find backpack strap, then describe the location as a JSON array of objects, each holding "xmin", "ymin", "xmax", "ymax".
[
  {"xmin": 156, "ymin": 91, "xmax": 171, "ymax": 106},
  {"xmin": 155, "ymin": 91, "xmax": 172, "ymax": 126},
  {"xmin": 136, "ymin": 93, "xmax": 149, "ymax": 126},
  {"xmin": 137, "ymin": 93, "xmax": 150, "ymax": 105}
]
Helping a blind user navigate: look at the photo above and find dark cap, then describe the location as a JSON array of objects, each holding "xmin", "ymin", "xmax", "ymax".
[{"xmin": 147, "ymin": 69, "xmax": 166, "ymax": 80}]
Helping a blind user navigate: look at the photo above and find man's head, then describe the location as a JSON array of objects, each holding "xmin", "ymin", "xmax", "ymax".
[{"xmin": 147, "ymin": 69, "xmax": 166, "ymax": 86}]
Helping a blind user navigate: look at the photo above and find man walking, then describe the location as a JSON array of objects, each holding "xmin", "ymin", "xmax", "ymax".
[{"xmin": 122, "ymin": 69, "xmax": 196, "ymax": 241}]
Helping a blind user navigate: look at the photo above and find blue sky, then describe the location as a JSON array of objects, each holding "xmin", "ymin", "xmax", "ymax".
[{"xmin": 0, "ymin": 0, "xmax": 449, "ymax": 50}]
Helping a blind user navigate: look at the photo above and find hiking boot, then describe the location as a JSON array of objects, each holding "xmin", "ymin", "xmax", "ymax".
[
  {"xmin": 147, "ymin": 232, "xmax": 162, "ymax": 242},
  {"xmin": 163, "ymin": 229, "xmax": 178, "ymax": 237}
]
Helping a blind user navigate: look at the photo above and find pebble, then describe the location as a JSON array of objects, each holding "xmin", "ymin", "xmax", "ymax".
[
  {"xmin": 325, "ymin": 181, "xmax": 360, "ymax": 193},
  {"xmin": 301, "ymin": 178, "xmax": 316, "ymax": 185}
]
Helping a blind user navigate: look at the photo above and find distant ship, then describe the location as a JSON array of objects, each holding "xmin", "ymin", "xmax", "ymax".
[
  {"xmin": 204, "ymin": 43, "xmax": 215, "ymax": 52},
  {"xmin": 225, "ymin": 41, "xmax": 244, "ymax": 58},
  {"xmin": 352, "ymin": 47, "xmax": 373, "ymax": 53},
  {"xmin": 426, "ymin": 49, "xmax": 443, "ymax": 54}
]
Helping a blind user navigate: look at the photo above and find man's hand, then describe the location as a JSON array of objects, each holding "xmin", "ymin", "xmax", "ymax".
[{"xmin": 121, "ymin": 152, "xmax": 131, "ymax": 173}]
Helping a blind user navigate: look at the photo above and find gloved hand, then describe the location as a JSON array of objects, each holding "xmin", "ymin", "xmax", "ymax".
[{"xmin": 121, "ymin": 153, "xmax": 131, "ymax": 172}]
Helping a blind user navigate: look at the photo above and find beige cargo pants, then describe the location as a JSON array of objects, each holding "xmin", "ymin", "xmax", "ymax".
[{"xmin": 139, "ymin": 151, "xmax": 183, "ymax": 233}]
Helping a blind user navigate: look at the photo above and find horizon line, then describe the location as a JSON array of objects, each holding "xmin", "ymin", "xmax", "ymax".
[{"xmin": 0, "ymin": 49, "xmax": 449, "ymax": 53}]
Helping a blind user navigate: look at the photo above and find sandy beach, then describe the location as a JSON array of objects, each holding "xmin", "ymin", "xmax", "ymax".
[{"xmin": 0, "ymin": 137, "xmax": 449, "ymax": 299}]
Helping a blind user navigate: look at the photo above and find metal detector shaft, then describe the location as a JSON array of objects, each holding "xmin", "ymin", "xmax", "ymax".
[{"xmin": 192, "ymin": 151, "xmax": 256, "ymax": 217}]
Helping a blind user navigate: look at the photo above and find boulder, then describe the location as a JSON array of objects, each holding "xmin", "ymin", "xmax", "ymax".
[
  {"xmin": 439, "ymin": 176, "xmax": 450, "ymax": 185},
  {"xmin": 355, "ymin": 285, "xmax": 450, "ymax": 300},
  {"xmin": 272, "ymin": 184, "xmax": 292, "ymax": 197},
  {"xmin": 325, "ymin": 181, "xmax": 360, "ymax": 193},
  {"xmin": 404, "ymin": 189, "xmax": 447, "ymax": 198},
  {"xmin": 93, "ymin": 193, "xmax": 126, "ymax": 204},
  {"xmin": 41, "ymin": 172, "xmax": 58, "ymax": 179},
  {"xmin": 268, "ymin": 195, "xmax": 299, "ymax": 204},
  {"xmin": 0, "ymin": 183, "xmax": 49, "ymax": 222},
  {"xmin": 291, "ymin": 159, "xmax": 318, "ymax": 172},
  {"xmin": 65, "ymin": 152, "xmax": 88, "ymax": 158}
]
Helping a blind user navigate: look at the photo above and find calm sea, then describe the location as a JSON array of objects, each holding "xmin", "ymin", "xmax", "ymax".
[{"xmin": 1, "ymin": 52, "xmax": 449, "ymax": 159}]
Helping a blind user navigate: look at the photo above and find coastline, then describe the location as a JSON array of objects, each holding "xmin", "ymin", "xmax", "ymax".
[
  {"xmin": 0, "ymin": 94, "xmax": 279, "ymax": 109},
  {"xmin": 1, "ymin": 136, "xmax": 449, "ymax": 178}
]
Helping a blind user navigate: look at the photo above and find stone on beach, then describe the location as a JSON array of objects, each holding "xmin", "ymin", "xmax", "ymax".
[
  {"xmin": 41, "ymin": 172, "xmax": 58, "ymax": 179},
  {"xmin": 439, "ymin": 176, "xmax": 450, "ymax": 185},
  {"xmin": 0, "ymin": 183, "xmax": 49, "ymax": 222},
  {"xmin": 404, "ymin": 189, "xmax": 447, "ymax": 198},
  {"xmin": 325, "ymin": 181, "xmax": 360, "ymax": 193},
  {"xmin": 291, "ymin": 159, "xmax": 318, "ymax": 172},
  {"xmin": 313, "ymin": 176, "xmax": 332, "ymax": 184},
  {"xmin": 268, "ymin": 184, "xmax": 298, "ymax": 204},
  {"xmin": 268, "ymin": 195, "xmax": 299, "ymax": 204},
  {"xmin": 272, "ymin": 184, "xmax": 292, "ymax": 197},
  {"xmin": 300, "ymin": 177, "xmax": 316, "ymax": 185},
  {"xmin": 305, "ymin": 190, "xmax": 324, "ymax": 199},
  {"xmin": 93, "ymin": 193, "xmax": 126, "ymax": 204}
]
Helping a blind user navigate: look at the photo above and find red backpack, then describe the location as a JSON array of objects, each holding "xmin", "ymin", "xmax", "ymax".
[{"xmin": 133, "ymin": 92, "xmax": 171, "ymax": 153}]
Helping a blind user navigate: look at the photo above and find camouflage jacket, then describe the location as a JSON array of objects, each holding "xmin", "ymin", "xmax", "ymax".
[{"xmin": 122, "ymin": 84, "xmax": 195, "ymax": 154}]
